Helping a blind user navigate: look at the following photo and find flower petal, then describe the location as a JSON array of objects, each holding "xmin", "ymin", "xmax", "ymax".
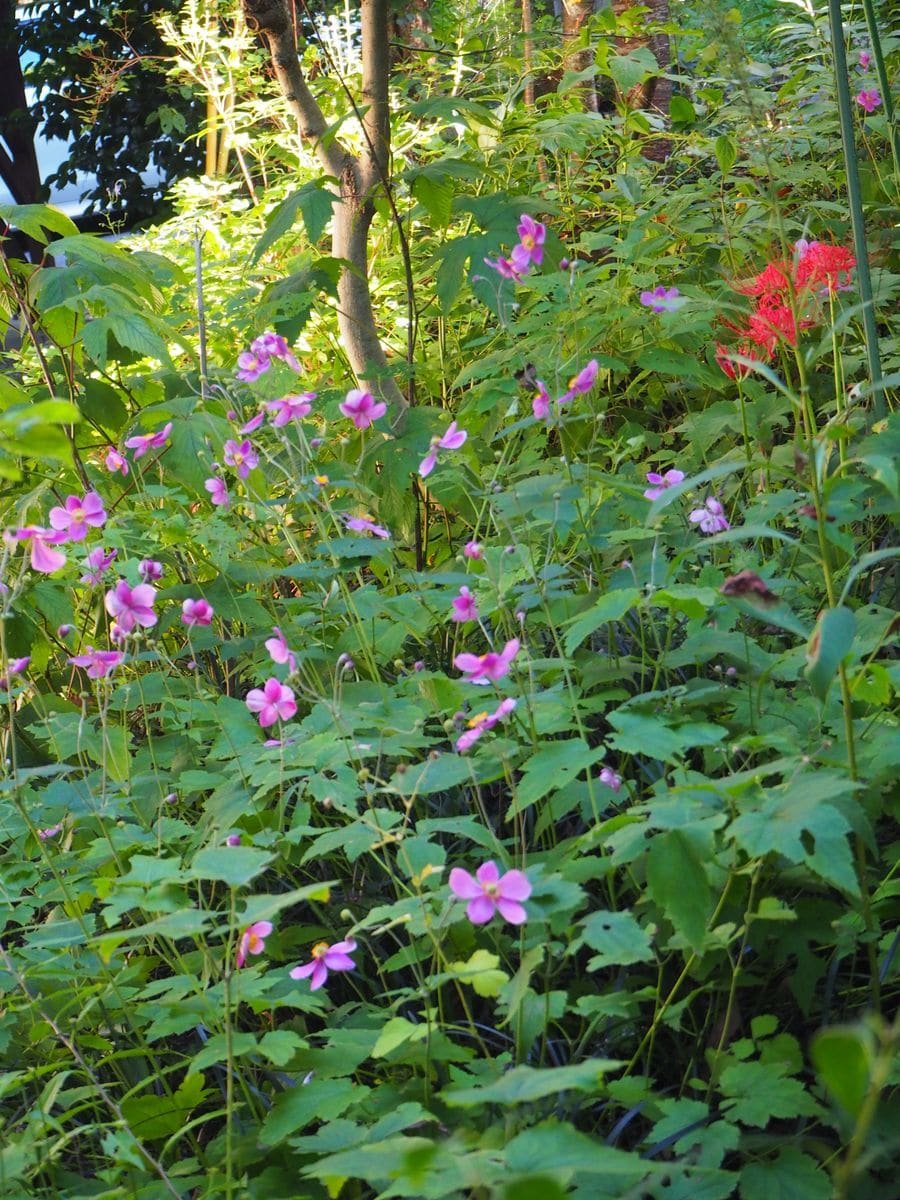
[{"xmin": 449, "ymin": 867, "xmax": 481, "ymax": 900}]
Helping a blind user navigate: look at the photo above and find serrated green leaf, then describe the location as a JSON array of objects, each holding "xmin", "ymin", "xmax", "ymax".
[
  {"xmin": 260, "ymin": 1077, "xmax": 361, "ymax": 1146},
  {"xmin": 715, "ymin": 134, "xmax": 738, "ymax": 175},
  {"xmin": 444, "ymin": 1059, "xmax": 621, "ymax": 1107},
  {"xmin": 578, "ymin": 909, "xmax": 655, "ymax": 969},
  {"xmin": 189, "ymin": 846, "xmax": 274, "ymax": 888},
  {"xmin": 564, "ymin": 588, "xmax": 641, "ymax": 655},
  {"xmin": 646, "ymin": 830, "xmax": 713, "ymax": 953}
]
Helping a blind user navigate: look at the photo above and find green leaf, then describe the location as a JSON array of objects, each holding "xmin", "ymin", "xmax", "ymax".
[
  {"xmin": 412, "ymin": 173, "xmax": 455, "ymax": 229},
  {"xmin": 646, "ymin": 831, "xmax": 713, "ymax": 953},
  {"xmin": 719, "ymin": 1061, "xmax": 823, "ymax": 1127},
  {"xmin": 108, "ymin": 311, "xmax": 171, "ymax": 364},
  {"xmin": 804, "ymin": 607, "xmax": 856, "ymax": 701},
  {"xmin": 670, "ymin": 94, "xmax": 696, "ymax": 124},
  {"xmin": 443, "ymin": 1059, "xmax": 621, "ymax": 1107},
  {"xmin": 260, "ymin": 1077, "xmax": 362, "ymax": 1146},
  {"xmin": 258, "ymin": 1030, "xmax": 307, "ymax": 1066},
  {"xmin": 505, "ymin": 1122, "xmax": 655, "ymax": 1178},
  {"xmin": 810, "ymin": 1025, "xmax": 873, "ymax": 1117},
  {"xmin": 715, "ymin": 134, "xmax": 738, "ymax": 175},
  {"xmin": 119, "ymin": 1072, "xmax": 206, "ymax": 1142},
  {"xmin": 0, "ymin": 202, "xmax": 79, "ymax": 243},
  {"xmin": 250, "ymin": 183, "xmax": 339, "ymax": 264},
  {"xmin": 607, "ymin": 48, "xmax": 659, "ymax": 94},
  {"xmin": 563, "ymin": 589, "xmax": 641, "ymax": 655},
  {"xmin": 508, "ymin": 739, "xmax": 606, "ymax": 819},
  {"xmin": 189, "ymin": 846, "xmax": 274, "ymax": 888},
  {"xmin": 740, "ymin": 1150, "xmax": 831, "ymax": 1200},
  {"xmin": 607, "ymin": 709, "xmax": 727, "ymax": 765},
  {"xmin": 578, "ymin": 909, "xmax": 655, "ymax": 969},
  {"xmin": 449, "ymin": 949, "xmax": 509, "ymax": 997},
  {"xmin": 192, "ymin": 1032, "xmax": 257, "ymax": 1072},
  {"xmin": 372, "ymin": 1017, "xmax": 429, "ymax": 1059}
]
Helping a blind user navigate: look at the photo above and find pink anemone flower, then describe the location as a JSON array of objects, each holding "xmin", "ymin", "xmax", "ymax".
[
  {"xmin": 68, "ymin": 647, "xmax": 125, "ymax": 679},
  {"xmin": 599, "ymin": 766, "xmax": 622, "ymax": 793},
  {"xmin": 265, "ymin": 627, "xmax": 296, "ymax": 672},
  {"xmin": 125, "ymin": 422, "xmax": 172, "ymax": 461},
  {"xmin": 450, "ymin": 586, "xmax": 478, "ymax": 623},
  {"xmin": 643, "ymin": 469, "xmax": 685, "ymax": 501},
  {"xmin": 344, "ymin": 515, "xmax": 391, "ymax": 539},
  {"xmin": 236, "ymin": 921, "xmax": 273, "ymax": 968},
  {"xmin": 104, "ymin": 580, "xmax": 157, "ymax": 634},
  {"xmin": 205, "ymin": 477, "xmax": 229, "ymax": 508},
  {"xmin": 454, "ymin": 637, "xmax": 520, "ymax": 685},
  {"xmin": 289, "ymin": 938, "xmax": 357, "ymax": 991},
  {"xmin": 80, "ymin": 547, "xmax": 117, "ymax": 586},
  {"xmin": 419, "ymin": 421, "xmax": 467, "ymax": 479},
  {"xmin": 455, "ymin": 697, "xmax": 517, "ymax": 753},
  {"xmin": 182, "ymin": 598, "xmax": 214, "ymax": 627},
  {"xmin": 511, "ymin": 213, "xmax": 546, "ymax": 269},
  {"xmin": 267, "ymin": 393, "xmax": 315, "ymax": 426},
  {"xmin": 246, "ymin": 678, "xmax": 297, "ymax": 727},
  {"xmin": 49, "ymin": 492, "xmax": 107, "ymax": 541},
  {"xmin": 689, "ymin": 497, "xmax": 730, "ymax": 535},
  {"xmin": 449, "ymin": 860, "xmax": 532, "ymax": 925},
  {"xmin": 223, "ymin": 439, "xmax": 258, "ymax": 479},
  {"xmin": 105, "ymin": 447, "xmax": 128, "ymax": 476},
  {"xmin": 0, "ymin": 656, "xmax": 30, "ymax": 689},
  {"xmin": 13, "ymin": 527, "xmax": 68, "ymax": 573},
  {"xmin": 340, "ymin": 388, "xmax": 387, "ymax": 430}
]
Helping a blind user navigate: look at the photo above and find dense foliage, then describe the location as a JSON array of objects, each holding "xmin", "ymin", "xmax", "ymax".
[{"xmin": 0, "ymin": 2, "xmax": 897, "ymax": 1198}]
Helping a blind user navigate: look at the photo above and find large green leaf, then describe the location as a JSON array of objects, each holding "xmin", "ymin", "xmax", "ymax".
[{"xmin": 443, "ymin": 1059, "xmax": 621, "ymax": 1107}]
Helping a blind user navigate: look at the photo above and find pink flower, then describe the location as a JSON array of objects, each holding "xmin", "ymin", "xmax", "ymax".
[
  {"xmin": 345, "ymin": 515, "xmax": 391, "ymax": 539},
  {"xmin": 639, "ymin": 285, "xmax": 684, "ymax": 314},
  {"xmin": 49, "ymin": 492, "xmax": 106, "ymax": 541},
  {"xmin": 68, "ymin": 646, "xmax": 125, "ymax": 679},
  {"xmin": 289, "ymin": 938, "xmax": 357, "ymax": 991},
  {"xmin": 205, "ymin": 477, "xmax": 229, "ymax": 508},
  {"xmin": 125, "ymin": 422, "xmax": 172, "ymax": 460},
  {"xmin": 340, "ymin": 388, "xmax": 387, "ymax": 430},
  {"xmin": 246, "ymin": 677, "xmax": 297, "ymax": 727},
  {"xmin": 643, "ymin": 468, "xmax": 685, "ymax": 501},
  {"xmin": 532, "ymin": 381, "xmax": 551, "ymax": 421},
  {"xmin": 419, "ymin": 420, "xmax": 468, "ymax": 478},
  {"xmin": 267, "ymin": 392, "xmax": 315, "ymax": 426},
  {"xmin": 236, "ymin": 350, "xmax": 268, "ymax": 383},
  {"xmin": 265, "ymin": 626, "xmax": 296, "ymax": 672},
  {"xmin": 559, "ymin": 359, "xmax": 599, "ymax": 404},
  {"xmin": 37, "ymin": 824, "xmax": 62, "ymax": 841},
  {"xmin": 240, "ymin": 411, "xmax": 266, "ymax": 435},
  {"xmin": 463, "ymin": 541, "xmax": 483, "ymax": 560},
  {"xmin": 449, "ymin": 860, "xmax": 531, "ymax": 925},
  {"xmin": 105, "ymin": 447, "xmax": 128, "ymax": 476},
  {"xmin": 858, "ymin": 50, "xmax": 871, "ymax": 69},
  {"xmin": 182, "ymin": 598, "xmax": 214, "ymax": 627},
  {"xmin": 484, "ymin": 254, "xmax": 524, "ymax": 281},
  {"xmin": 252, "ymin": 332, "xmax": 301, "ymax": 371},
  {"xmin": 226, "ymin": 833, "xmax": 241, "ymax": 846},
  {"xmin": 599, "ymin": 766, "xmax": 622, "ymax": 793},
  {"xmin": 223, "ymin": 439, "xmax": 258, "ymax": 479},
  {"xmin": 512, "ymin": 213, "xmax": 546, "ymax": 269},
  {"xmin": 13, "ymin": 527, "xmax": 68, "ymax": 573},
  {"xmin": 236, "ymin": 921, "xmax": 273, "ymax": 968},
  {"xmin": 856, "ymin": 88, "xmax": 881, "ymax": 113},
  {"xmin": 104, "ymin": 580, "xmax": 157, "ymax": 634},
  {"xmin": 454, "ymin": 637, "xmax": 520, "ymax": 685},
  {"xmin": 139, "ymin": 559, "xmax": 163, "ymax": 582},
  {"xmin": 0, "ymin": 656, "xmax": 30, "ymax": 689},
  {"xmin": 455, "ymin": 697, "xmax": 517, "ymax": 752},
  {"xmin": 450, "ymin": 586, "xmax": 478, "ymax": 623},
  {"xmin": 689, "ymin": 496, "xmax": 730, "ymax": 534},
  {"xmin": 80, "ymin": 547, "xmax": 117, "ymax": 585}
]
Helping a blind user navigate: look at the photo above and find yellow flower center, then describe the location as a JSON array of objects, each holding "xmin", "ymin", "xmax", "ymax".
[
  {"xmin": 247, "ymin": 932, "xmax": 263, "ymax": 953},
  {"xmin": 233, "ymin": 452, "xmax": 244, "ymax": 466},
  {"xmin": 467, "ymin": 711, "xmax": 489, "ymax": 728},
  {"xmin": 484, "ymin": 882, "xmax": 499, "ymax": 897},
  {"xmin": 522, "ymin": 234, "xmax": 535, "ymax": 250},
  {"xmin": 311, "ymin": 941, "xmax": 330, "ymax": 959},
  {"xmin": 71, "ymin": 508, "xmax": 85, "ymax": 523},
  {"xmin": 314, "ymin": 474, "xmax": 329, "ymax": 485}
]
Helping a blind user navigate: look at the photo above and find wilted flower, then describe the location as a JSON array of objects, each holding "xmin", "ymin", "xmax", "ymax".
[
  {"xmin": 68, "ymin": 647, "xmax": 125, "ymax": 679},
  {"xmin": 265, "ymin": 626, "xmax": 297, "ymax": 672},
  {"xmin": 340, "ymin": 388, "xmax": 387, "ymax": 430},
  {"xmin": 125, "ymin": 422, "xmax": 173, "ymax": 461},
  {"xmin": 454, "ymin": 637, "xmax": 520, "ymax": 685},
  {"xmin": 182, "ymin": 599, "xmax": 214, "ymax": 627},
  {"xmin": 643, "ymin": 468, "xmax": 685, "ymax": 501},
  {"xmin": 449, "ymin": 860, "xmax": 531, "ymax": 925},
  {"xmin": 246, "ymin": 678, "xmax": 297, "ymax": 727},
  {"xmin": 599, "ymin": 766, "xmax": 622, "ymax": 793},
  {"xmin": 223, "ymin": 439, "xmax": 258, "ymax": 479},
  {"xmin": 289, "ymin": 938, "xmax": 357, "ymax": 990},
  {"xmin": 0, "ymin": 656, "xmax": 30, "ymax": 690},
  {"xmin": 450, "ymin": 586, "xmax": 478, "ymax": 623},
  {"xmin": 104, "ymin": 580, "xmax": 157, "ymax": 634},
  {"xmin": 689, "ymin": 496, "xmax": 730, "ymax": 534},
  {"xmin": 484, "ymin": 254, "xmax": 524, "ymax": 281},
  {"xmin": 37, "ymin": 824, "xmax": 62, "ymax": 841},
  {"xmin": 236, "ymin": 921, "xmax": 273, "ymax": 968}
]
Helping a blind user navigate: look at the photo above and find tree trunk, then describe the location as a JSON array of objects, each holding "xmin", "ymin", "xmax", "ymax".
[
  {"xmin": 241, "ymin": 0, "xmax": 406, "ymax": 424},
  {"xmin": 0, "ymin": 0, "xmax": 42, "ymax": 207},
  {"xmin": 561, "ymin": 0, "xmax": 597, "ymax": 112},
  {"xmin": 612, "ymin": 0, "xmax": 672, "ymax": 160}
]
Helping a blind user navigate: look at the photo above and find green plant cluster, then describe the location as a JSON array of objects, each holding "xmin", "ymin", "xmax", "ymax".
[{"xmin": 0, "ymin": 2, "xmax": 898, "ymax": 1198}]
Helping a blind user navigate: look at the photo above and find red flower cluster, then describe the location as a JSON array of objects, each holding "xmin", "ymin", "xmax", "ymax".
[{"xmin": 716, "ymin": 241, "xmax": 856, "ymax": 378}]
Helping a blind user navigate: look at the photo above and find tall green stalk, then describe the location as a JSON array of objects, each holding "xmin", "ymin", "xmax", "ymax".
[{"xmin": 825, "ymin": 0, "xmax": 885, "ymax": 421}]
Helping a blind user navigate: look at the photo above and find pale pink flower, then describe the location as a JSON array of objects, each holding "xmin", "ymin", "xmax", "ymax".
[
  {"xmin": 13, "ymin": 527, "xmax": 68, "ymax": 573},
  {"xmin": 49, "ymin": 492, "xmax": 106, "ymax": 541},
  {"xmin": 289, "ymin": 938, "xmax": 357, "ymax": 991},
  {"xmin": 105, "ymin": 447, "xmax": 128, "ymax": 476},
  {"xmin": 80, "ymin": 547, "xmax": 117, "ymax": 586},
  {"xmin": 856, "ymin": 88, "xmax": 881, "ymax": 112},
  {"xmin": 511, "ymin": 214, "xmax": 546, "ymax": 270},
  {"xmin": 345, "ymin": 515, "xmax": 391, "ymax": 539},
  {"xmin": 484, "ymin": 254, "xmax": 524, "ymax": 281},
  {"xmin": 599, "ymin": 766, "xmax": 622, "ymax": 793},
  {"xmin": 240, "ymin": 411, "xmax": 266, "ymax": 435},
  {"xmin": 449, "ymin": 860, "xmax": 531, "ymax": 925},
  {"xmin": 125, "ymin": 422, "xmax": 172, "ymax": 460},
  {"xmin": 37, "ymin": 824, "xmax": 62, "ymax": 841},
  {"xmin": 182, "ymin": 598, "xmax": 214, "ymax": 627},
  {"xmin": 340, "ymin": 388, "xmax": 387, "ymax": 430},
  {"xmin": 251, "ymin": 331, "xmax": 301, "ymax": 371},
  {"xmin": 532, "ymin": 381, "xmax": 552, "ymax": 421},
  {"xmin": 455, "ymin": 697, "xmax": 517, "ymax": 752},
  {"xmin": 639, "ymin": 286, "xmax": 684, "ymax": 314},
  {"xmin": 463, "ymin": 541, "xmax": 483, "ymax": 560},
  {"xmin": 246, "ymin": 677, "xmax": 297, "ymax": 727},
  {"xmin": 139, "ymin": 559, "xmax": 163, "ymax": 582},
  {"xmin": 104, "ymin": 580, "xmax": 157, "ymax": 634},
  {"xmin": 267, "ymin": 393, "xmax": 315, "ymax": 426},
  {"xmin": 265, "ymin": 626, "xmax": 296, "ymax": 672},
  {"xmin": 419, "ymin": 421, "xmax": 468, "ymax": 478},
  {"xmin": 643, "ymin": 468, "xmax": 685, "ymax": 501},
  {"xmin": 689, "ymin": 496, "xmax": 730, "ymax": 535},
  {"xmin": 205, "ymin": 477, "xmax": 229, "ymax": 508},
  {"xmin": 559, "ymin": 359, "xmax": 599, "ymax": 405},
  {"xmin": 858, "ymin": 50, "xmax": 871, "ymax": 69},
  {"xmin": 450, "ymin": 586, "xmax": 478, "ymax": 623},
  {"xmin": 454, "ymin": 638, "xmax": 520, "ymax": 685},
  {"xmin": 0, "ymin": 656, "xmax": 30, "ymax": 689},
  {"xmin": 223, "ymin": 439, "xmax": 258, "ymax": 479},
  {"xmin": 68, "ymin": 647, "xmax": 125, "ymax": 679},
  {"xmin": 236, "ymin": 921, "xmax": 273, "ymax": 968},
  {"xmin": 236, "ymin": 350, "xmax": 268, "ymax": 383}
]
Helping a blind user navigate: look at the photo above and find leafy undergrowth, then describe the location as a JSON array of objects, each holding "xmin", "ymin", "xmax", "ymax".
[{"xmin": 0, "ymin": 11, "xmax": 899, "ymax": 1199}]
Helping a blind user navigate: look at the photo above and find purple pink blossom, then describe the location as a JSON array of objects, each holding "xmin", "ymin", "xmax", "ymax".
[
  {"xmin": 455, "ymin": 697, "xmax": 517, "ymax": 753},
  {"xmin": 419, "ymin": 421, "xmax": 468, "ymax": 479},
  {"xmin": 205, "ymin": 477, "xmax": 229, "ymax": 508},
  {"xmin": 345, "ymin": 515, "xmax": 391, "ymax": 539},
  {"xmin": 68, "ymin": 647, "xmax": 125, "ymax": 679},
  {"xmin": 265, "ymin": 627, "xmax": 296, "ymax": 672},
  {"xmin": 643, "ymin": 468, "xmax": 685, "ymax": 501},
  {"xmin": 267, "ymin": 393, "xmax": 315, "ymax": 426},
  {"xmin": 104, "ymin": 580, "xmax": 157, "ymax": 634},
  {"xmin": 450, "ymin": 586, "xmax": 478, "ymax": 623},
  {"xmin": 639, "ymin": 285, "xmax": 684, "ymax": 314},
  {"xmin": 463, "ymin": 541, "xmax": 483, "ymax": 560},
  {"xmin": 599, "ymin": 766, "xmax": 622, "ymax": 793},
  {"xmin": 80, "ymin": 547, "xmax": 117, "ymax": 586},
  {"xmin": 858, "ymin": 50, "xmax": 871, "ymax": 69},
  {"xmin": 125, "ymin": 422, "xmax": 172, "ymax": 461},
  {"xmin": 689, "ymin": 496, "xmax": 730, "ymax": 534},
  {"xmin": 856, "ymin": 88, "xmax": 881, "ymax": 113},
  {"xmin": 223, "ymin": 439, "xmax": 258, "ymax": 479},
  {"xmin": 510, "ymin": 214, "xmax": 546, "ymax": 272},
  {"xmin": 236, "ymin": 921, "xmax": 273, "ymax": 968},
  {"xmin": 340, "ymin": 389, "xmax": 387, "ymax": 430},
  {"xmin": 454, "ymin": 637, "xmax": 520, "ymax": 685},
  {"xmin": 37, "ymin": 824, "xmax": 62, "ymax": 841},
  {"xmin": 246, "ymin": 678, "xmax": 297, "ymax": 727},
  {"xmin": 449, "ymin": 860, "xmax": 531, "ymax": 925},
  {"xmin": 139, "ymin": 559, "xmax": 163, "ymax": 582},
  {"xmin": 105, "ymin": 447, "xmax": 128, "ymax": 476},
  {"xmin": 0, "ymin": 656, "xmax": 30, "ymax": 689},
  {"xmin": 289, "ymin": 938, "xmax": 357, "ymax": 991},
  {"xmin": 236, "ymin": 332, "xmax": 301, "ymax": 382},
  {"xmin": 48, "ymin": 493, "xmax": 106, "ymax": 541},
  {"xmin": 182, "ymin": 599, "xmax": 214, "ymax": 627},
  {"xmin": 13, "ymin": 527, "xmax": 68, "ymax": 574}
]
